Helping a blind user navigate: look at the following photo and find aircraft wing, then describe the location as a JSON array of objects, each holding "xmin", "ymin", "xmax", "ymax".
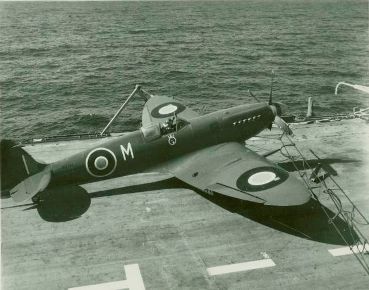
[
  {"xmin": 154, "ymin": 142, "xmax": 311, "ymax": 206},
  {"xmin": 142, "ymin": 95, "xmax": 199, "ymax": 127}
]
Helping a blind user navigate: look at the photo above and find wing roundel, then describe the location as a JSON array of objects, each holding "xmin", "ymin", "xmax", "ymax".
[
  {"xmin": 142, "ymin": 95, "xmax": 199, "ymax": 127},
  {"xmin": 236, "ymin": 166, "xmax": 289, "ymax": 192}
]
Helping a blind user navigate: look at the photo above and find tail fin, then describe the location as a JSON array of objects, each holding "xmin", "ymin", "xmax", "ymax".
[{"xmin": 1, "ymin": 139, "xmax": 47, "ymax": 196}]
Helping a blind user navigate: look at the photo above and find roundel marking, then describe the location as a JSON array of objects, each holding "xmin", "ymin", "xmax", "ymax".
[
  {"xmin": 151, "ymin": 102, "xmax": 186, "ymax": 118},
  {"xmin": 94, "ymin": 156, "xmax": 109, "ymax": 170},
  {"xmin": 86, "ymin": 148, "xmax": 117, "ymax": 178},
  {"xmin": 159, "ymin": 104, "xmax": 178, "ymax": 115},
  {"xmin": 248, "ymin": 171, "xmax": 277, "ymax": 186},
  {"xmin": 236, "ymin": 166, "xmax": 289, "ymax": 192}
]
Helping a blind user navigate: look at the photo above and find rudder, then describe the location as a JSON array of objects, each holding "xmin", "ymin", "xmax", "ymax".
[{"xmin": 1, "ymin": 139, "xmax": 47, "ymax": 194}]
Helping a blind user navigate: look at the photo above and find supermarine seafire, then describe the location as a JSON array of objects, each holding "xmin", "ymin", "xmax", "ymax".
[{"xmin": 5, "ymin": 85, "xmax": 311, "ymax": 208}]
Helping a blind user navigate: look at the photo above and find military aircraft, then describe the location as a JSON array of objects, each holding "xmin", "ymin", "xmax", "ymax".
[{"xmin": 5, "ymin": 84, "xmax": 311, "ymax": 207}]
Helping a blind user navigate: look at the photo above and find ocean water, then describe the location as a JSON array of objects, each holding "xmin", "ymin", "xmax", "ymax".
[{"xmin": 0, "ymin": 0, "xmax": 368, "ymax": 141}]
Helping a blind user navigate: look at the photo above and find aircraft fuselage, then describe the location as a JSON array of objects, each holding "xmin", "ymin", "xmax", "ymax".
[{"xmin": 49, "ymin": 103, "xmax": 275, "ymax": 187}]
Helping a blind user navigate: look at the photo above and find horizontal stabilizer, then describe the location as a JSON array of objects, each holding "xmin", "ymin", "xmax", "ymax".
[{"xmin": 10, "ymin": 167, "xmax": 51, "ymax": 203}]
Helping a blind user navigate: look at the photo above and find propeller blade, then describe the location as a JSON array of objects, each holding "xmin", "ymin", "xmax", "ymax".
[
  {"xmin": 268, "ymin": 70, "xmax": 275, "ymax": 105},
  {"xmin": 274, "ymin": 116, "xmax": 293, "ymax": 135},
  {"xmin": 272, "ymin": 102, "xmax": 288, "ymax": 116},
  {"xmin": 248, "ymin": 89, "xmax": 260, "ymax": 102}
]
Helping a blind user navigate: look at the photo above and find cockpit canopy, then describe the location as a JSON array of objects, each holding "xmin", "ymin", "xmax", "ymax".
[{"xmin": 141, "ymin": 117, "xmax": 189, "ymax": 141}]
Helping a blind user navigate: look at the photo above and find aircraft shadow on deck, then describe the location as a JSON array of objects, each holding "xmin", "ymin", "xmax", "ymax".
[
  {"xmin": 88, "ymin": 174, "xmax": 360, "ymax": 246},
  {"xmin": 196, "ymin": 190, "xmax": 359, "ymax": 246},
  {"xmin": 30, "ymin": 179, "xmax": 182, "ymax": 222},
  {"xmin": 33, "ymin": 185, "xmax": 91, "ymax": 222},
  {"xmin": 32, "ymin": 177, "xmax": 359, "ymax": 246}
]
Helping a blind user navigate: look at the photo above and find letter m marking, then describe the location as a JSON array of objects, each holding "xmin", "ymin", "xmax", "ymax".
[{"xmin": 120, "ymin": 142, "xmax": 134, "ymax": 161}]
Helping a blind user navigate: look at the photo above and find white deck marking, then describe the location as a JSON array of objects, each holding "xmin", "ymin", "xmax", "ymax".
[
  {"xmin": 329, "ymin": 245, "xmax": 369, "ymax": 257},
  {"xmin": 207, "ymin": 258, "xmax": 276, "ymax": 276},
  {"xmin": 68, "ymin": 264, "xmax": 145, "ymax": 290}
]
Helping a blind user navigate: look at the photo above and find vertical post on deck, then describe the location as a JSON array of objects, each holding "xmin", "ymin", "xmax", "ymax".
[{"xmin": 306, "ymin": 97, "xmax": 314, "ymax": 118}]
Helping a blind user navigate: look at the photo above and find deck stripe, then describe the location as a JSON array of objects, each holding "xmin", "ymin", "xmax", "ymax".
[
  {"xmin": 68, "ymin": 264, "xmax": 145, "ymax": 290},
  {"xmin": 329, "ymin": 245, "xmax": 368, "ymax": 257},
  {"xmin": 69, "ymin": 280, "xmax": 130, "ymax": 290},
  {"xmin": 207, "ymin": 258, "xmax": 276, "ymax": 276}
]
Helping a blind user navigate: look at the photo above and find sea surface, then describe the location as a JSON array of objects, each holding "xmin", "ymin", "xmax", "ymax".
[{"xmin": 0, "ymin": 0, "xmax": 368, "ymax": 141}]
